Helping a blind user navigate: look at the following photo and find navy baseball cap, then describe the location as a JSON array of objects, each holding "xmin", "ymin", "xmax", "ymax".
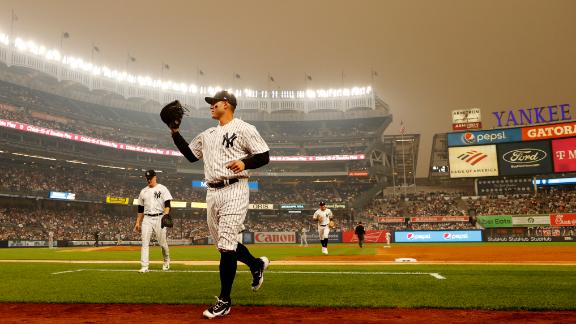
[
  {"xmin": 205, "ymin": 90, "xmax": 237, "ymax": 107},
  {"xmin": 319, "ymin": 201, "xmax": 326, "ymax": 206},
  {"xmin": 145, "ymin": 170, "xmax": 156, "ymax": 180}
]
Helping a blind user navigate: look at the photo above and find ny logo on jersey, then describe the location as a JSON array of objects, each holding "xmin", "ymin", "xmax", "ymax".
[
  {"xmin": 222, "ymin": 132, "xmax": 238, "ymax": 148},
  {"xmin": 154, "ymin": 191, "xmax": 161, "ymax": 199}
]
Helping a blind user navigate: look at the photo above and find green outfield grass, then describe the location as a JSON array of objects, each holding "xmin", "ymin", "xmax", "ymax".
[
  {"xmin": 0, "ymin": 262, "xmax": 574, "ymax": 310},
  {"xmin": 0, "ymin": 243, "xmax": 575, "ymax": 310}
]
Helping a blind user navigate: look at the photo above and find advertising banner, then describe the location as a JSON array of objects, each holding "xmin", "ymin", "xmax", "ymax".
[
  {"xmin": 249, "ymin": 204, "xmax": 274, "ymax": 210},
  {"xmin": 342, "ymin": 230, "xmax": 390, "ymax": 243},
  {"xmin": 49, "ymin": 191, "xmax": 76, "ymax": 200},
  {"xmin": 0, "ymin": 119, "xmax": 183, "ymax": 157},
  {"xmin": 190, "ymin": 202, "xmax": 208, "ymax": 209},
  {"xmin": 521, "ymin": 121, "xmax": 576, "ymax": 141},
  {"xmin": 477, "ymin": 215, "xmax": 513, "ymax": 228},
  {"xmin": 394, "ymin": 230, "xmax": 483, "ymax": 243},
  {"xmin": 254, "ymin": 232, "xmax": 296, "ymax": 244},
  {"xmin": 497, "ymin": 141, "xmax": 553, "ymax": 176},
  {"xmin": 348, "ymin": 170, "xmax": 369, "ymax": 176},
  {"xmin": 378, "ymin": 217, "xmax": 406, "ymax": 223},
  {"xmin": 551, "ymin": 138, "xmax": 576, "ymax": 173},
  {"xmin": 452, "ymin": 108, "xmax": 481, "ymax": 123},
  {"xmin": 105, "ymin": 196, "xmax": 129, "ymax": 205},
  {"xmin": 298, "ymin": 231, "xmax": 342, "ymax": 243},
  {"xmin": 280, "ymin": 204, "xmax": 306, "ymax": 209},
  {"xmin": 324, "ymin": 203, "xmax": 346, "ymax": 209},
  {"xmin": 447, "ymin": 128, "xmax": 522, "ymax": 147},
  {"xmin": 171, "ymin": 201, "xmax": 187, "ymax": 208},
  {"xmin": 8, "ymin": 240, "xmax": 48, "ymax": 247},
  {"xmin": 550, "ymin": 214, "xmax": 576, "ymax": 226},
  {"xmin": 410, "ymin": 216, "xmax": 470, "ymax": 222},
  {"xmin": 270, "ymin": 154, "xmax": 365, "ymax": 162},
  {"xmin": 449, "ymin": 145, "xmax": 499, "ymax": 178},
  {"xmin": 453, "ymin": 122, "xmax": 483, "ymax": 131},
  {"xmin": 511, "ymin": 216, "xmax": 551, "ymax": 226}
]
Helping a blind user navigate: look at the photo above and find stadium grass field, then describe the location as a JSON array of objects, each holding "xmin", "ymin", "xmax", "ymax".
[{"xmin": 1, "ymin": 243, "xmax": 575, "ymax": 312}]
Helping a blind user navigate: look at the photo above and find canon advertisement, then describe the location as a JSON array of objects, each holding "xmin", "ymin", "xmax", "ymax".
[
  {"xmin": 254, "ymin": 232, "xmax": 296, "ymax": 244},
  {"xmin": 551, "ymin": 138, "xmax": 576, "ymax": 173},
  {"xmin": 447, "ymin": 128, "xmax": 522, "ymax": 147},
  {"xmin": 449, "ymin": 145, "xmax": 499, "ymax": 178},
  {"xmin": 497, "ymin": 141, "xmax": 553, "ymax": 176},
  {"xmin": 394, "ymin": 230, "xmax": 483, "ymax": 243}
]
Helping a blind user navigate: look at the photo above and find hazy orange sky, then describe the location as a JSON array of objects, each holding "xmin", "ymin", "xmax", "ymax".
[{"xmin": 1, "ymin": 0, "xmax": 574, "ymax": 176}]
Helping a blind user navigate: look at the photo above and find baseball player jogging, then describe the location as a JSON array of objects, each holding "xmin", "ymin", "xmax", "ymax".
[
  {"xmin": 313, "ymin": 202, "xmax": 334, "ymax": 254},
  {"xmin": 134, "ymin": 170, "xmax": 173, "ymax": 273},
  {"xmin": 163, "ymin": 91, "xmax": 270, "ymax": 319},
  {"xmin": 385, "ymin": 231, "xmax": 392, "ymax": 247}
]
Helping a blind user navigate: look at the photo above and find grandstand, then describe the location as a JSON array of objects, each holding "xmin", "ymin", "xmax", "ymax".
[{"xmin": 0, "ymin": 32, "xmax": 424, "ymax": 241}]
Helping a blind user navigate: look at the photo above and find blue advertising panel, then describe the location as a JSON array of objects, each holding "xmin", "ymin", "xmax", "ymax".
[
  {"xmin": 447, "ymin": 128, "xmax": 522, "ymax": 147},
  {"xmin": 394, "ymin": 230, "xmax": 483, "ymax": 243},
  {"xmin": 48, "ymin": 192, "xmax": 76, "ymax": 200}
]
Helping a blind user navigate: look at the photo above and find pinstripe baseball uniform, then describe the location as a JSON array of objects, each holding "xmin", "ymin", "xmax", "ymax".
[
  {"xmin": 138, "ymin": 183, "xmax": 172, "ymax": 267},
  {"xmin": 189, "ymin": 118, "xmax": 269, "ymax": 251},
  {"xmin": 313, "ymin": 208, "xmax": 333, "ymax": 240}
]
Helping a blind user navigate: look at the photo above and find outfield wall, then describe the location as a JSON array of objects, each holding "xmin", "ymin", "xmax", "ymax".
[{"xmin": 2, "ymin": 228, "xmax": 576, "ymax": 247}]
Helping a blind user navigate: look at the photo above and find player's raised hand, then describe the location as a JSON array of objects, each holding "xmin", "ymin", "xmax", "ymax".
[{"xmin": 226, "ymin": 160, "xmax": 245, "ymax": 174}]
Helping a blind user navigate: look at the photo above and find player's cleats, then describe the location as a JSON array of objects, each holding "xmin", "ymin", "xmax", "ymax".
[
  {"xmin": 251, "ymin": 256, "xmax": 269, "ymax": 291},
  {"xmin": 322, "ymin": 247, "xmax": 328, "ymax": 255},
  {"xmin": 162, "ymin": 262, "xmax": 170, "ymax": 271},
  {"xmin": 138, "ymin": 267, "xmax": 149, "ymax": 273},
  {"xmin": 203, "ymin": 296, "xmax": 231, "ymax": 319}
]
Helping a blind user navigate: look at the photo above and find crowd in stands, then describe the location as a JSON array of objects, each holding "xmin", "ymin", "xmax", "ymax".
[
  {"xmin": 367, "ymin": 187, "xmax": 576, "ymax": 220},
  {"xmin": 404, "ymin": 193, "xmax": 465, "ymax": 216},
  {"xmin": 464, "ymin": 188, "xmax": 576, "ymax": 216},
  {"xmin": 0, "ymin": 80, "xmax": 381, "ymax": 155},
  {"xmin": 0, "ymin": 157, "xmax": 376, "ymax": 206}
]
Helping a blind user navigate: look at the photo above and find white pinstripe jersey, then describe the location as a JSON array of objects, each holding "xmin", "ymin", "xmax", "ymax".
[
  {"xmin": 313, "ymin": 209, "xmax": 333, "ymax": 226},
  {"xmin": 138, "ymin": 184, "xmax": 173, "ymax": 214},
  {"xmin": 188, "ymin": 118, "xmax": 269, "ymax": 182}
]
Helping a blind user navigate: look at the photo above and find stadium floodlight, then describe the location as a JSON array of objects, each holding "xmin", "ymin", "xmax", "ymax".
[
  {"xmin": 0, "ymin": 33, "xmax": 8, "ymax": 45},
  {"xmin": 1, "ymin": 32, "xmax": 377, "ymax": 99}
]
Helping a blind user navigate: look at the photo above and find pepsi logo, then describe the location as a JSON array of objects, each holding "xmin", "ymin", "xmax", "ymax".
[
  {"xmin": 443, "ymin": 233, "xmax": 451, "ymax": 240},
  {"xmin": 407, "ymin": 233, "xmax": 414, "ymax": 240},
  {"xmin": 462, "ymin": 132, "xmax": 475, "ymax": 144}
]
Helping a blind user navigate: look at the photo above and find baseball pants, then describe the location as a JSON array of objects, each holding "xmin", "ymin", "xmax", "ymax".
[
  {"xmin": 318, "ymin": 226, "xmax": 330, "ymax": 240},
  {"xmin": 206, "ymin": 179, "xmax": 249, "ymax": 251},
  {"xmin": 141, "ymin": 215, "xmax": 170, "ymax": 267}
]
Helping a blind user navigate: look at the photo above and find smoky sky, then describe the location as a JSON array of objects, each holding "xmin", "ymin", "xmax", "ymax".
[{"xmin": 1, "ymin": 0, "xmax": 575, "ymax": 177}]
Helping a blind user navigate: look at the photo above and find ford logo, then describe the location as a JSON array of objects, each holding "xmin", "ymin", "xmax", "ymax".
[{"xmin": 503, "ymin": 149, "xmax": 546, "ymax": 164}]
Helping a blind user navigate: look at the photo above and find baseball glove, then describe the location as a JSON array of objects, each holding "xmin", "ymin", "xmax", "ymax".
[
  {"xmin": 161, "ymin": 214, "xmax": 173, "ymax": 228},
  {"xmin": 160, "ymin": 100, "xmax": 187, "ymax": 129},
  {"xmin": 329, "ymin": 220, "xmax": 336, "ymax": 229}
]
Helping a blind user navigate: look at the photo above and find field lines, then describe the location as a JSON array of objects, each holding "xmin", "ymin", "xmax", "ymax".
[{"xmin": 50, "ymin": 268, "xmax": 447, "ymax": 279}]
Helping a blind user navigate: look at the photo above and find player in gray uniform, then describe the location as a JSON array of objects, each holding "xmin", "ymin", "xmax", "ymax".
[
  {"xmin": 169, "ymin": 90, "xmax": 270, "ymax": 319},
  {"xmin": 134, "ymin": 170, "xmax": 173, "ymax": 273},
  {"xmin": 313, "ymin": 201, "xmax": 334, "ymax": 255}
]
